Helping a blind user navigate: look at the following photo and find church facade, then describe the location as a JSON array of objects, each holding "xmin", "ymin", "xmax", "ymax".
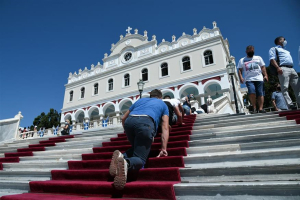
[{"xmin": 61, "ymin": 22, "xmax": 244, "ymax": 130}]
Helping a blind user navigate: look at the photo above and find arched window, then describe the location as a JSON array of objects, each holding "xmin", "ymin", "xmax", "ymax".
[
  {"xmin": 142, "ymin": 68, "xmax": 148, "ymax": 81},
  {"xmin": 69, "ymin": 91, "xmax": 73, "ymax": 102},
  {"xmin": 204, "ymin": 50, "xmax": 214, "ymax": 65},
  {"xmin": 80, "ymin": 87, "xmax": 85, "ymax": 98},
  {"xmin": 161, "ymin": 63, "xmax": 168, "ymax": 77},
  {"xmin": 124, "ymin": 74, "xmax": 130, "ymax": 86},
  {"xmin": 94, "ymin": 83, "xmax": 98, "ymax": 95},
  {"xmin": 182, "ymin": 56, "xmax": 191, "ymax": 71},
  {"xmin": 108, "ymin": 79, "xmax": 113, "ymax": 91}
]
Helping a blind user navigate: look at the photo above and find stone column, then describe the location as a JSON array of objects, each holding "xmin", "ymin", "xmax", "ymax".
[
  {"xmin": 200, "ymin": 97, "xmax": 205, "ymax": 105},
  {"xmin": 99, "ymin": 114, "xmax": 104, "ymax": 127},
  {"xmin": 72, "ymin": 120, "xmax": 76, "ymax": 131}
]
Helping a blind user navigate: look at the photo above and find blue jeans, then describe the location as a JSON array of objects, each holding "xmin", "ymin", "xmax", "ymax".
[
  {"xmin": 182, "ymin": 105, "xmax": 191, "ymax": 115},
  {"xmin": 123, "ymin": 116, "xmax": 155, "ymax": 171}
]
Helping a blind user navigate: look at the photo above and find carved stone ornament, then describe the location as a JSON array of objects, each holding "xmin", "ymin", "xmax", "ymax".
[
  {"xmin": 162, "ymin": 39, "xmax": 165, "ymax": 42},
  {"xmin": 134, "ymin": 29, "xmax": 138, "ymax": 34},
  {"xmin": 120, "ymin": 35, "xmax": 124, "ymax": 40},
  {"xmin": 193, "ymin": 28, "xmax": 197, "ymax": 35},
  {"xmin": 78, "ymin": 69, "xmax": 82, "ymax": 74},
  {"xmin": 161, "ymin": 47, "xmax": 166, "ymax": 52},
  {"xmin": 69, "ymin": 72, "xmax": 72, "ymax": 77},
  {"xmin": 109, "ymin": 60, "xmax": 115, "ymax": 65},
  {"xmin": 172, "ymin": 35, "xmax": 176, "ymax": 42},
  {"xmin": 104, "ymin": 53, "xmax": 108, "ymax": 58},
  {"xmin": 181, "ymin": 40, "xmax": 188, "ymax": 46},
  {"xmin": 152, "ymin": 35, "xmax": 156, "ymax": 41},
  {"xmin": 95, "ymin": 68, "xmax": 100, "ymax": 74},
  {"xmin": 141, "ymin": 48, "xmax": 149, "ymax": 54},
  {"xmin": 182, "ymin": 32, "xmax": 186, "ymax": 36},
  {"xmin": 125, "ymin": 39, "xmax": 131, "ymax": 45},
  {"xmin": 144, "ymin": 30, "xmax": 147, "ymax": 37},
  {"xmin": 202, "ymin": 33, "xmax": 209, "ymax": 40},
  {"xmin": 91, "ymin": 64, "xmax": 95, "ymax": 70}
]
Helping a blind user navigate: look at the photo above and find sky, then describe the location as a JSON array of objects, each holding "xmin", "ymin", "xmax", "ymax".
[{"xmin": 0, "ymin": 0, "xmax": 299, "ymax": 127}]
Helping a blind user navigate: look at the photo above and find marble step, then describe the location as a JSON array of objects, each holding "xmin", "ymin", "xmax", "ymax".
[
  {"xmin": 176, "ymin": 195, "xmax": 300, "ymax": 200},
  {"xmin": 193, "ymin": 114, "xmax": 281, "ymax": 125},
  {"xmin": 191, "ymin": 124, "xmax": 300, "ymax": 137},
  {"xmin": 184, "ymin": 147, "xmax": 300, "ymax": 166},
  {"xmin": 2, "ymin": 161, "xmax": 69, "ymax": 171},
  {"xmin": 189, "ymin": 132, "xmax": 300, "ymax": 147},
  {"xmin": 192, "ymin": 120, "xmax": 296, "ymax": 131},
  {"xmin": 19, "ymin": 153, "xmax": 82, "ymax": 162},
  {"xmin": 187, "ymin": 139, "xmax": 300, "ymax": 155},
  {"xmin": 0, "ymin": 189, "xmax": 28, "ymax": 198},
  {"xmin": 0, "ymin": 170, "xmax": 51, "ymax": 178},
  {"xmin": 180, "ymin": 163, "xmax": 300, "ymax": 183},
  {"xmin": 33, "ymin": 147, "xmax": 93, "ymax": 156},
  {"xmin": 193, "ymin": 117, "xmax": 290, "ymax": 130},
  {"xmin": 174, "ymin": 181, "xmax": 300, "ymax": 198},
  {"xmin": 0, "ymin": 180, "xmax": 30, "ymax": 190}
]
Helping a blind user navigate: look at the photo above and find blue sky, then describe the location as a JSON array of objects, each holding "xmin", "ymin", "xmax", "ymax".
[{"xmin": 0, "ymin": 0, "xmax": 299, "ymax": 127}]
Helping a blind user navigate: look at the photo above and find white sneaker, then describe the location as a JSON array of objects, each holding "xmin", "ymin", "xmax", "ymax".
[
  {"xmin": 109, "ymin": 150, "xmax": 123, "ymax": 177},
  {"xmin": 113, "ymin": 157, "xmax": 128, "ymax": 190}
]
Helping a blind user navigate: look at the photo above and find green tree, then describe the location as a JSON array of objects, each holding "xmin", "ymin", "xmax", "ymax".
[{"xmin": 32, "ymin": 109, "xmax": 61, "ymax": 130}]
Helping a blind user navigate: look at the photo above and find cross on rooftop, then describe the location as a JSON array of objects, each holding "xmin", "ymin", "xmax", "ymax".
[{"xmin": 126, "ymin": 26, "xmax": 132, "ymax": 34}]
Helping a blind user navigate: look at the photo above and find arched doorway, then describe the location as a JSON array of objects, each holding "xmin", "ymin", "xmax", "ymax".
[{"xmin": 204, "ymin": 83, "xmax": 222, "ymax": 103}]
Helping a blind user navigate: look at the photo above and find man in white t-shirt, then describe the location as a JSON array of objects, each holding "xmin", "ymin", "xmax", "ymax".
[
  {"xmin": 238, "ymin": 45, "xmax": 268, "ymax": 113},
  {"xmin": 163, "ymin": 95, "xmax": 184, "ymax": 126}
]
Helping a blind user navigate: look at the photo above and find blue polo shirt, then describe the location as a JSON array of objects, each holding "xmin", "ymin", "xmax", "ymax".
[
  {"xmin": 129, "ymin": 98, "xmax": 169, "ymax": 130},
  {"xmin": 269, "ymin": 45, "xmax": 293, "ymax": 66},
  {"xmin": 271, "ymin": 91, "xmax": 288, "ymax": 110}
]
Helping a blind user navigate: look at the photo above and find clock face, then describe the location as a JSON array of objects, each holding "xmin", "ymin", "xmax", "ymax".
[{"xmin": 124, "ymin": 52, "xmax": 132, "ymax": 61}]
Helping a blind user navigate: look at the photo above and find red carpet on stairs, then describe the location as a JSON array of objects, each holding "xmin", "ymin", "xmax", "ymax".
[
  {"xmin": 0, "ymin": 135, "xmax": 75, "ymax": 171},
  {"xmin": 1, "ymin": 115, "xmax": 196, "ymax": 200}
]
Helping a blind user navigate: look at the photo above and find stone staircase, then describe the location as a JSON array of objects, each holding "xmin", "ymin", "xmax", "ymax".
[{"xmin": 0, "ymin": 111, "xmax": 299, "ymax": 199}]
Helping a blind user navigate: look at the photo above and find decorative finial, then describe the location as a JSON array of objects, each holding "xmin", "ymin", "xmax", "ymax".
[
  {"xmin": 162, "ymin": 39, "xmax": 165, "ymax": 42},
  {"xmin": 152, "ymin": 35, "xmax": 156, "ymax": 40},
  {"xmin": 172, "ymin": 35, "xmax": 176, "ymax": 42},
  {"xmin": 126, "ymin": 26, "xmax": 132, "ymax": 35},
  {"xmin": 78, "ymin": 69, "xmax": 82, "ymax": 74},
  {"xmin": 193, "ymin": 28, "xmax": 197, "ymax": 35},
  {"xmin": 111, "ymin": 43, "xmax": 115, "ymax": 48},
  {"xmin": 203, "ymin": 26, "xmax": 206, "ymax": 29},
  {"xmin": 104, "ymin": 53, "xmax": 108, "ymax": 58},
  {"xmin": 91, "ymin": 64, "xmax": 94, "ymax": 70},
  {"xmin": 144, "ymin": 30, "xmax": 147, "ymax": 37},
  {"xmin": 84, "ymin": 66, "xmax": 87, "ymax": 70},
  {"xmin": 120, "ymin": 35, "xmax": 123, "ymax": 40},
  {"xmin": 69, "ymin": 72, "xmax": 72, "ymax": 77},
  {"xmin": 97, "ymin": 62, "xmax": 101, "ymax": 66},
  {"xmin": 213, "ymin": 21, "xmax": 217, "ymax": 28},
  {"xmin": 134, "ymin": 29, "xmax": 138, "ymax": 34},
  {"xmin": 74, "ymin": 71, "xmax": 77, "ymax": 75},
  {"xmin": 182, "ymin": 32, "xmax": 185, "ymax": 36}
]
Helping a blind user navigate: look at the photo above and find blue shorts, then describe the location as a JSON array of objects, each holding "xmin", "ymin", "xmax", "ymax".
[{"xmin": 246, "ymin": 81, "xmax": 265, "ymax": 96}]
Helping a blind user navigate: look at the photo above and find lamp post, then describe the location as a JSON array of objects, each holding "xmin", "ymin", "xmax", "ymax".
[
  {"xmin": 137, "ymin": 79, "xmax": 145, "ymax": 99},
  {"xmin": 226, "ymin": 60, "xmax": 239, "ymax": 114}
]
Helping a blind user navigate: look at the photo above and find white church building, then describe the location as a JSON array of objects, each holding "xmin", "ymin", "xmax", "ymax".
[{"xmin": 60, "ymin": 22, "xmax": 245, "ymax": 130}]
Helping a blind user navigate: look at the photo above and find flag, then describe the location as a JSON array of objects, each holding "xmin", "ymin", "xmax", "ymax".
[
  {"xmin": 53, "ymin": 126, "xmax": 57, "ymax": 135},
  {"xmin": 38, "ymin": 128, "xmax": 44, "ymax": 137},
  {"xmin": 102, "ymin": 116, "xmax": 109, "ymax": 127},
  {"xmin": 84, "ymin": 122, "xmax": 89, "ymax": 130}
]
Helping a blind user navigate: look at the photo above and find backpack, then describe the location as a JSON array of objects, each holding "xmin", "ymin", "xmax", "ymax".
[
  {"xmin": 164, "ymin": 101, "xmax": 174, "ymax": 126},
  {"xmin": 269, "ymin": 48, "xmax": 280, "ymax": 76}
]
